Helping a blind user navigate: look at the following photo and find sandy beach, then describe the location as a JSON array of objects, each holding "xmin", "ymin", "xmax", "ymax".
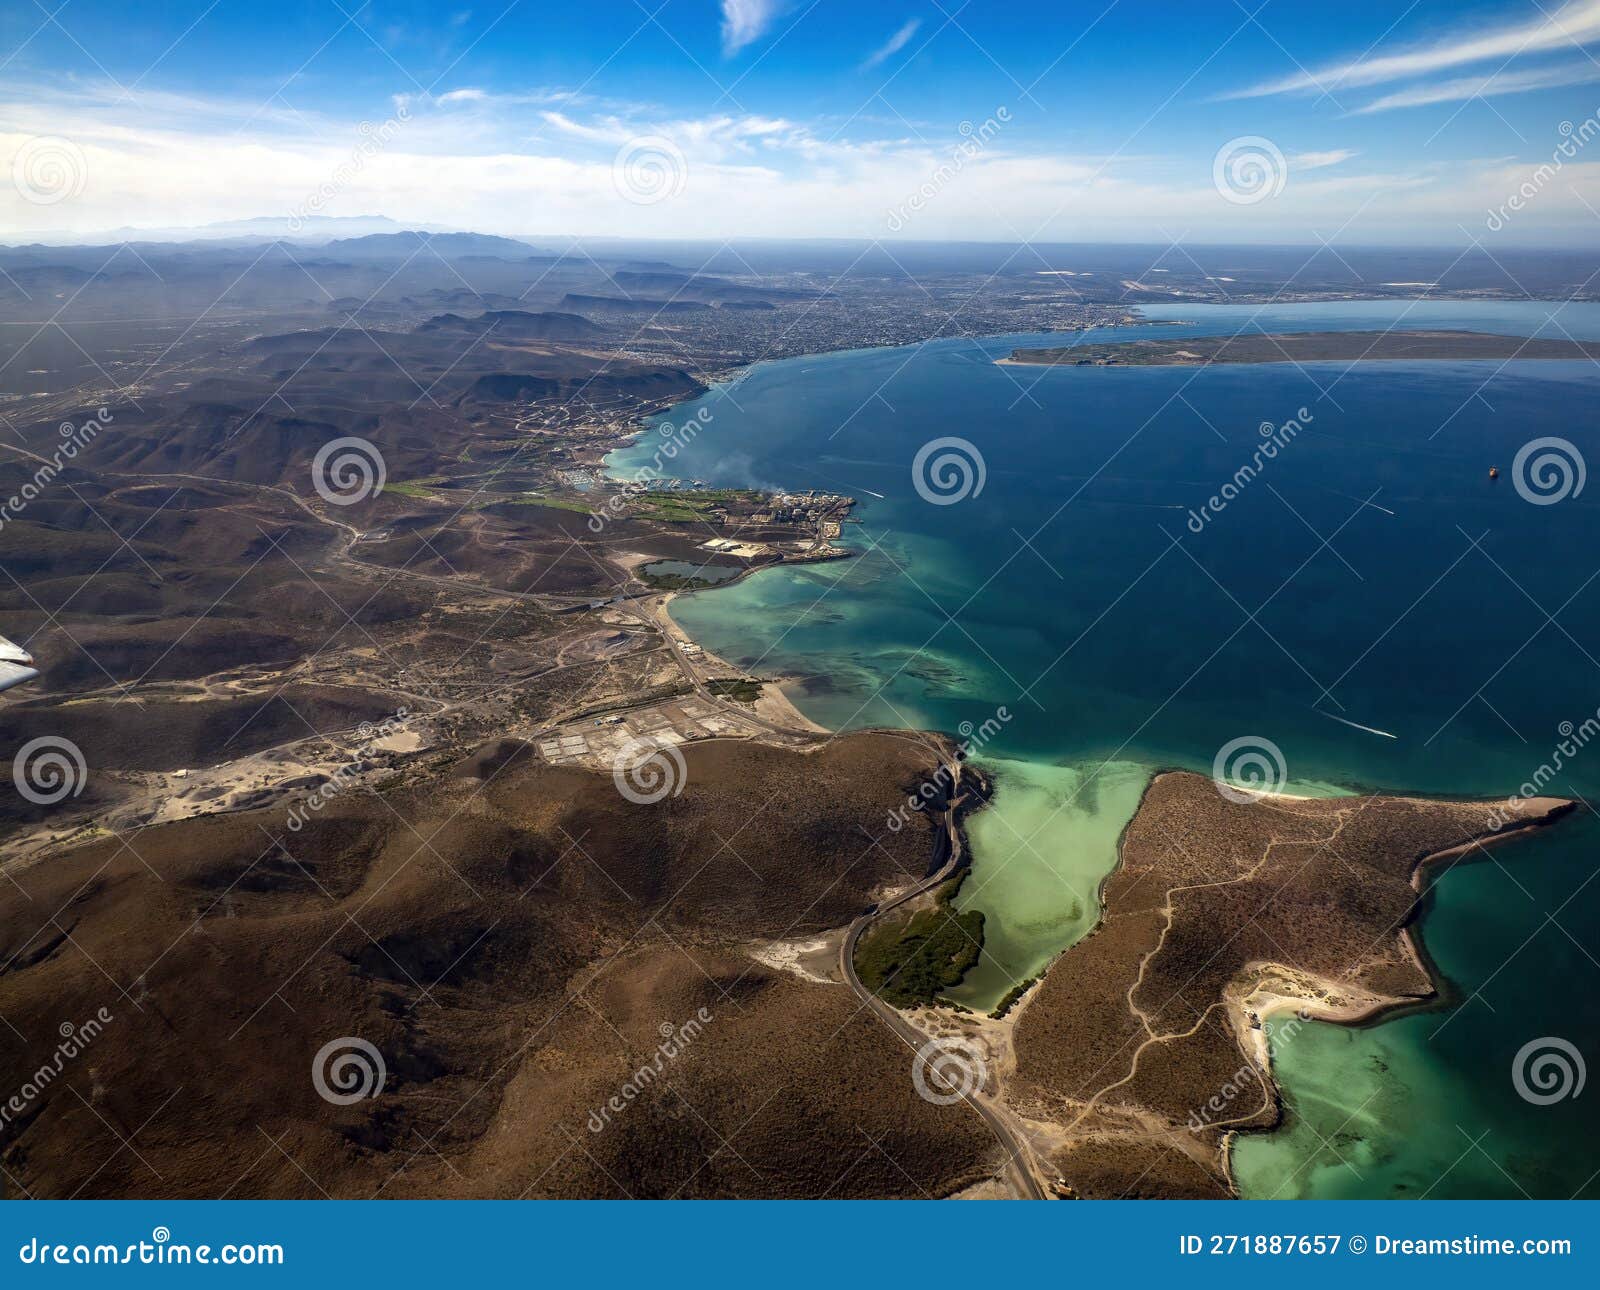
[{"xmin": 652, "ymin": 591, "xmax": 832, "ymax": 735}]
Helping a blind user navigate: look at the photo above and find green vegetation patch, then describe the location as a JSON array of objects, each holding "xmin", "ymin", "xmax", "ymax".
[
  {"xmin": 676, "ymin": 489, "xmax": 762, "ymax": 503},
  {"xmin": 706, "ymin": 678, "xmax": 762, "ymax": 703},
  {"xmin": 641, "ymin": 570, "xmax": 720, "ymax": 590},
  {"xmin": 635, "ymin": 498, "xmax": 717, "ymax": 522},
  {"xmin": 630, "ymin": 490, "xmax": 759, "ymax": 522},
  {"xmin": 381, "ymin": 476, "xmax": 447, "ymax": 499},
  {"xmin": 854, "ymin": 883, "xmax": 985, "ymax": 1008},
  {"xmin": 504, "ymin": 496, "xmax": 594, "ymax": 514},
  {"xmin": 990, "ymin": 976, "xmax": 1039, "ymax": 1020}
]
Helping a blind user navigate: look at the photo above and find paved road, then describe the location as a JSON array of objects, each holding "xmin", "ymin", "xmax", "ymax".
[{"xmin": 837, "ymin": 764, "xmax": 1048, "ymax": 1201}]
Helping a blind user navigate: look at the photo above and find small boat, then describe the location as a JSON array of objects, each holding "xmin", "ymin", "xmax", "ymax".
[{"xmin": 1488, "ymin": 466, "xmax": 1500, "ymax": 480}]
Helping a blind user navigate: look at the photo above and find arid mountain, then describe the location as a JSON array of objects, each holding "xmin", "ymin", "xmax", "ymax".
[{"xmin": 0, "ymin": 736, "xmax": 997, "ymax": 1199}]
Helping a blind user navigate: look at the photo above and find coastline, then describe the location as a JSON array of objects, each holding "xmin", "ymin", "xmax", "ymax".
[
  {"xmin": 1228, "ymin": 795, "xmax": 1576, "ymax": 1032},
  {"xmin": 604, "ymin": 368, "xmax": 1577, "ymax": 1193},
  {"xmin": 965, "ymin": 765, "xmax": 1579, "ymax": 1200},
  {"xmin": 997, "ymin": 326, "xmax": 1600, "ymax": 369},
  {"xmin": 592, "ymin": 323, "xmax": 1595, "ymax": 1200},
  {"xmin": 592, "ymin": 383, "xmax": 849, "ymax": 742},
  {"xmin": 651, "ymin": 590, "xmax": 832, "ymax": 736},
  {"xmin": 594, "ymin": 368, "xmax": 882, "ymax": 746},
  {"xmin": 1218, "ymin": 794, "xmax": 1578, "ymax": 1195}
]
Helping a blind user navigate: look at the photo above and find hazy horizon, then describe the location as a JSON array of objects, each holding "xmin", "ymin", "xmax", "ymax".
[{"xmin": 2, "ymin": 215, "xmax": 1591, "ymax": 254}]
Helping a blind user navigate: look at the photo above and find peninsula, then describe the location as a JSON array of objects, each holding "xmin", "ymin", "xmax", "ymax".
[
  {"xmin": 991, "ymin": 773, "xmax": 1574, "ymax": 1197},
  {"xmin": 1003, "ymin": 329, "xmax": 1600, "ymax": 367}
]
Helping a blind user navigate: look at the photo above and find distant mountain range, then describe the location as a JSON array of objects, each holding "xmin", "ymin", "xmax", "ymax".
[
  {"xmin": 321, "ymin": 230, "xmax": 541, "ymax": 259},
  {"xmin": 4, "ymin": 213, "xmax": 422, "ymax": 246}
]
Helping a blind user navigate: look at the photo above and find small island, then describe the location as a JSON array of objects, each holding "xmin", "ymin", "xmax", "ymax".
[{"xmin": 1003, "ymin": 329, "xmax": 1600, "ymax": 367}]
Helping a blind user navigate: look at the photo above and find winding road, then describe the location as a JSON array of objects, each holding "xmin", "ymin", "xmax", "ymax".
[{"xmin": 836, "ymin": 760, "xmax": 1049, "ymax": 1201}]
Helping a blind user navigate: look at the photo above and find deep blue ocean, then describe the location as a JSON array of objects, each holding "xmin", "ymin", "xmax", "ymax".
[{"xmin": 611, "ymin": 300, "xmax": 1600, "ymax": 1198}]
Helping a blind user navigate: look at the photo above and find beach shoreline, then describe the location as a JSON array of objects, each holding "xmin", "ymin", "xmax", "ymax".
[
  {"xmin": 652, "ymin": 590, "xmax": 832, "ymax": 736},
  {"xmin": 1218, "ymin": 794, "xmax": 1578, "ymax": 1194}
]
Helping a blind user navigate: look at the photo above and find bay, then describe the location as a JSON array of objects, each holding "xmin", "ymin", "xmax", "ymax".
[{"xmin": 609, "ymin": 300, "xmax": 1600, "ymax": 1198}]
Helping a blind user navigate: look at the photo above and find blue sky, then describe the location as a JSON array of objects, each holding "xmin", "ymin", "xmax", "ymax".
[{"xmin": 3, "ymin": 0, "xmax": 1599, "ymax": 244}]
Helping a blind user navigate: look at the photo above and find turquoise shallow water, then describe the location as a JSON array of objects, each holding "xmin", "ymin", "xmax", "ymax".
[
  {"xmin": 945, "ymin": 757, "xmax": 1149, "ymax": 1012},
  {"xmin": 610, "ymin": 300, "xmax": 1600, "ymax": 1198}
]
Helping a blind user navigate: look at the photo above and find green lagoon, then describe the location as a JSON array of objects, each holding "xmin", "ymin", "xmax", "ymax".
[{"xmin": 946, "ymin": 757, "xmax": 1147, "ymax": 1013}]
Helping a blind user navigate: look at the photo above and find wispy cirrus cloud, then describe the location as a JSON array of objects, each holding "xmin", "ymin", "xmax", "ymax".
[
  {"xmin": 1225, "ymin": 0, "xmax": 1600, "ymax": 99},
  {"xmin": 1351, "ymin": 61, "xmax": 1600, "ymax": 113},
  {"xmin": 862, "ymin": 18, "xmax": 921, "ymax": 70},
  {"xmin": 540, "ymin": 108, "xmax": 808, "ymax": 159},
  {"xmin": 721, "ymin": 0, "xmax": 785, "ymax": 56},
  {"xmin": 1292, "ymin": 149, "xmax": 1357, "ymax": 170}
]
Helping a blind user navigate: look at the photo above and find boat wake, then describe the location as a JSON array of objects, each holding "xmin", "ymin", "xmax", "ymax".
[{"xmin": 1316, "ymin": 708, "xmax": 1398, "ymax": 739}]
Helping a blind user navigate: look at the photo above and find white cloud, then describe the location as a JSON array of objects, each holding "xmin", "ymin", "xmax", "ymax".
[
  {"xmin": 1228, "ymin": 0, "xmax": 1600, "ymax": 98},
  {"xmin": 1292, "ymin": 149, "xmax": 1357, "ymax": 169},
  {"xmin": 540, "ymin": 109, "xmax": 808, "ymax": 160},
  {"xmin": 1351, "ymin": 61, "xmax": 1600, "ymax": 113},
  {"xmin": 540, "ymin": 110, "xmax": 632, "ymax": 145},
  {"xmin": 862, "ymin": 19, "xmax": 921, "ymax": 70},
  {"xmin": 721, "ymin": 0, "xmax": 784, "ymax": 56},
  {"xmin": 4, "ymin": 89, "xmax": 1597, "ymax": 246}
]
